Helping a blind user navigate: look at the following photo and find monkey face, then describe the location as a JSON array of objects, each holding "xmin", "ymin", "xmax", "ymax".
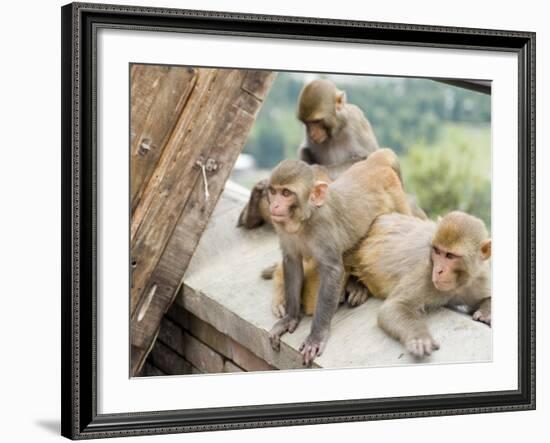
[
  {"xmin": 305, "ymin": 120, "xmax": 329, "ymax": 144},
  {"xmin": 431, "ymin": 244, "xmax": 462, "ymax": 291},
  {"xmin": 267, "ymin": 185, "xmax": 303, "ymax": 233}
]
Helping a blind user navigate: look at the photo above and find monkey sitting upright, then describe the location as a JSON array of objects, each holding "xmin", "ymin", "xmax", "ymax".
[
  {"xmin": 237, "ymin": 79, "xmax": 380, "ymax": 230},
  {"xmin": 271, "ymin": 211, "xmax": 492, "ymax": 359},
  {"xmin": 266, "ymin": 149, "xmax": 412, "ymax": 365}
]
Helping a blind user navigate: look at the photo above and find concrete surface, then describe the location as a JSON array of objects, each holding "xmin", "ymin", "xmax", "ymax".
[{"xmin": 178, "ymin": 182, "xmax": 492, "ymax": 371}]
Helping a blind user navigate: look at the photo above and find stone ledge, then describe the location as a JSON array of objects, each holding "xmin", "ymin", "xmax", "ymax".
[{"xmin": 176, "ymin": 182, "xmax": 492, "ymax": 371}]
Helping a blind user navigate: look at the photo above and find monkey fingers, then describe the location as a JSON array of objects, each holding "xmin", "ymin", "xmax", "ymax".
[
  {"xmin": 472, "ymin": 309, "xmax": 491, "ymax": 326},
  {"xmin": 345, "ymin": 277, "xmax": 369, "ymax": 307},
  {"xmin": 299, "ymin": 334, "xmax": 327, "ymax": 366},
  {"xmin": 269, "ymin": 316, "xmax": 300, "ymax": 351},
  {"xmin": 237, "ymin": 179, "xmax": 269, "ymax": 229},
  {"xmin": 406, "ymin": 336, "xmax": 440, "ymax": 358}
]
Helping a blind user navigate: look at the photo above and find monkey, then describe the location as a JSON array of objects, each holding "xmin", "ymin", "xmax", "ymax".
[
  {"xmin": 238, "ymin": 79, "xmax": 427, "ymax": 229},
  {"xmin": 266, "ymin": 258, "xmax": 359, "ymax": 318},
  {"xmin": 267, "ymin": 148, "xmax": 411, "ymax": 365},
  {"xmin": 356, "ymin": 211, "xmax": 492, "ymax": 357},
  {"xmin": 264, "ymin": 152, "xmax": 425, "ymax": 318},
  {"xmin": 297, "ymin": 79, "xmax": 379, "ymax": 167},
  {"xmin": 280, "ymin": 211, "xmax": 492, "ymax": 358},
  {"xmin": 237, "ymin": 79, "xmax": 380, "ymax": 230}
]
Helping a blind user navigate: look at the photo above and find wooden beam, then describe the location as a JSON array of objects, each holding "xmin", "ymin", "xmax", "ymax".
[{"xmin": 130, "ymin": 68, "xmax": 276, "ymax": 375}]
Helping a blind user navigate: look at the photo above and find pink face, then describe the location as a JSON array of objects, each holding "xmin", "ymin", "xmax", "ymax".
[
  {"xmin": 431, "ymin": 244, "xmax": 461, "ymax": 291},
  {"xmin": 268, "ymin": 186, "xmax": 294, "ymax": 222},
  {"xmin": 267, "ymin": 185, "xmax": 302, "ymax": 234},
  {"xmin": 305, "ymin": 120, "xmax": 329, "ymax": 144}
]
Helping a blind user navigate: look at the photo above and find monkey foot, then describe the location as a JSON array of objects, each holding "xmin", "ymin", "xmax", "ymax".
[
  {"xmin": 472, "ymin": 310, "xmax": 491, "ymax": 326},
  {"xmin": 345, "ymin": 278, "xmax": 369, "ymax": 307},
  {"xmin": 406, "ymin": 336, "xmax": 440, "ymax": 358},
  {"xmin": 299, "ymin": 334, "xmax": 327, "ymax": 366},
  {"xmin": 269, "ymin": 316, "xmax": 300, "ymax": 351}
]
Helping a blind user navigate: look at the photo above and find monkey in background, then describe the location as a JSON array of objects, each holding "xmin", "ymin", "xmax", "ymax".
[
  {"xmin": 237, "ymin": 79, "xmax": 380, "ymax": 230},
  {"xmin": 267, "ymin": 149, "xmax": 411, "ymax": 365},
  {"xmin": 238, "ymin": 79, "xmax": 426, "ymax": 229},
  {"xmin": 297, "ymin": 79, "xmax": 379, "ymax": 168},
  {"xmin": 271, "ymin": 211, "xmax": 492, "ymax": 358}
]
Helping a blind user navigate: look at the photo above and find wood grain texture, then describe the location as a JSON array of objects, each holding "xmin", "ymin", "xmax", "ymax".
[
  {"xmin": 130, "ymin": 65, "xmax": 197, "ymax": 215},
  {"xmin": 130, "ymin": 67, "xmax": 276, "ymax": 375}
]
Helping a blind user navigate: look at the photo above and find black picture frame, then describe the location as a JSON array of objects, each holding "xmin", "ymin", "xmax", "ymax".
[{"xmin": 61, "ymin": 2, "xmax": 536, "ymax": 439}]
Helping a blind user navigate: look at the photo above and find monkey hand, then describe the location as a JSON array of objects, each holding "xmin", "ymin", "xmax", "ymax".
[
  {"xmin": 299, "ymin": 332, "xmax": 328, "ymax": 366},
  {"xmin": 345, "ymin": 277, "xmax": 369, "ymax": 307},
  {"xmin": 405, "ymin": 334, "xmax": 440, "ymax": 358},
  {"xmin": 271, "ymin": 301, "xmax": 286, "ymax": 319},
  {"xmin": 472, "ymin": 309, "xmax": 491, "ymax": 326},
  {"xmin": 269, "ymin": 316, "xmax": 300, "ymax": 351}
]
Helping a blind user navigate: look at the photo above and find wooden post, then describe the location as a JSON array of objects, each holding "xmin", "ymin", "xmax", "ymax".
[{"xmin": 130, "ymin": 65, "xmax": 276, "ymax": 375}]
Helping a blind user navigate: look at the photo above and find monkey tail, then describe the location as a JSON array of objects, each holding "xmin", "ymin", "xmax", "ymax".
[{"xmin": 261, "ymin": 264, "xmax": 277, "ymax": 280}]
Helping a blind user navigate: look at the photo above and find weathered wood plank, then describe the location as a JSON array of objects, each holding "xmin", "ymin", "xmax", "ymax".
[
  {"xmin": 165, "ymin": 300, "xmax": 189, "ymax": 330},
  {"xmin": 130, "ymin": 65, "xmax": 170, "ymax": 147},
  {"xmin": 140, "ymin": 362, "xmax": 167, "ymax": 377},
  {"xmin": 130, "ymin": 68, "xmax": 276, "ymax": 374},
  {"xmin": 157, "ymin": 317, "xmax": 186, "ymax": 357},
  {"xmin": 223, "ymin": 361, "xmax": 244, "ymax": 373},
  {"xmin": 149, "ymin": 340, "xmax": 193, "ymax": 375},
  {"xmin": 130, "ymin": 65, "xmax": 197, "ymax": 215},
  {"xmin": 242, "ymin": 70, "xmax": 277, "ymax": 101},
  {"xmin": 183, "ymin": 333, "xmax": 224, "ymax": 374},
  {"xmin": 185, "ymin": 311, "xmax": 274, "ymax": 372}
]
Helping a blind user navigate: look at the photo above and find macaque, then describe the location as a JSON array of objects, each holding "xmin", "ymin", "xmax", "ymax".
[
  {"xmin": 297, "ymin": 79, "xmax": 379, "ymax": 167},
  {"xmin": 267, "ymin": 149, "xmax": 411, "ymax": 365},
  {"xmin": 266, "ymin": 259, "xmax": 358, "ymax": 318},
  {"xmin": 237, "ymin": 79, "xmax": 380, "ymax": 230},
  {"xmin": 294, "ymin": 211, "xmax": 491, "ymax": 358}
]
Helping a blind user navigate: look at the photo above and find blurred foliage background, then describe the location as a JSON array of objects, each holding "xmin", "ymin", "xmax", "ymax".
[{"xmin": 232, "ymin": 72, "xmax": 491, "ymax": 229}]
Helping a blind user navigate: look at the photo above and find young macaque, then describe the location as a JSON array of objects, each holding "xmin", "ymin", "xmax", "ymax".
[
  {"xmin": 237, "ymin": 79, "xmax": 380, "ymax": 230},
  {"xmin": 297, "ymin": 79, "xmax": 379, "ymax": 168},
  {"xmin": 353, "ymin": 211, "xmax": 491, "ymax": 357},
  {"xmin": 267, "ymin": 149, "xmax": 411, "ymax": 365}
]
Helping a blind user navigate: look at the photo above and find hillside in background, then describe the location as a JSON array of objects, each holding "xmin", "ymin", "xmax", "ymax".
[{"xmin": 234, "ymin": 72, "xmax": 491, "ymax": 228}]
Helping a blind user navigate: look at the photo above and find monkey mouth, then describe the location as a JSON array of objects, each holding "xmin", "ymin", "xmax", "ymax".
[
  {"xmin": 433, "ymin": 280, "xmax": 454, "ymax": 291},
  {"xmin": 312, "ymin": 136, "xmax": 327, "ymax": 144},
  {"xmin": 270, "ymin": 214, "xmax": 287, "ymax": 223}
]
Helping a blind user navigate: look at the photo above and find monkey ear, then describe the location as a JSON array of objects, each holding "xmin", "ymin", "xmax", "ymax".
[
  {"xmin": 310, "ymin": 181, "xmax": 329, "ymax": 207},
  {"xmin": 480, "ymin": 239, "xmax": 492, "ymax": 260},
  {"xmin": 335, "ymin": 91, "xmax": 347, "ymax": 111}
]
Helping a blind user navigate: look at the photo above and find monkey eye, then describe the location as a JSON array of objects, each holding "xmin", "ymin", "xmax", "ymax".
[
  {"xmin": 268, "ymin": 186, "xmax": 276, "ymax": 195},
  {"xmin": 282, "ymin": 188, "xmax": 291, "ymax": 197},
  {"xmin": 432, "ymin": 246, "xmax": 440, "ymax": 255},
  {"xmin": 446, "ymin": 252, "xmax": 457, "ymax": 260}
]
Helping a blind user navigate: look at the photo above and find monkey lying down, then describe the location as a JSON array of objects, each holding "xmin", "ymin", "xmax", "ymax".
[
  {"xmin": 266, "ymin": 211, "xmax": 492, "ymax": 359},
  {"xmin": 265, "ymin": 148, "xmax": 412, "ymax": 365}
]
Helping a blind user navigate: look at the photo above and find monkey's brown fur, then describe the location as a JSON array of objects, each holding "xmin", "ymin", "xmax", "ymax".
[
  {"xmin": 297, "ymin": 79, "xmax": 379, "ymax": 166},
  {"xmin": 276, "ymin": 211, "xmax": 491, "ymax": 358},
  {"xmin": 238, "ymin": 79, "xmax": 382, "ymax": 229},
  {"xmin": 267, "ymin": 149, "xmax": 411, "ymax": 364},
  {"xmin": 267, "ymin": 150, "xmax": 419, "ymax": 318}
]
